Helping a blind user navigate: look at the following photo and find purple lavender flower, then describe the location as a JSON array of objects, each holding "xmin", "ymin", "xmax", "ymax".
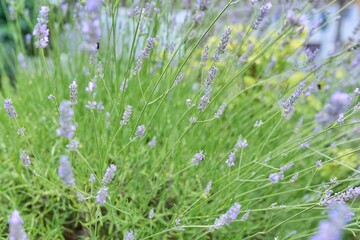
[
  {"xmin": 316, "ymin": 160, "xmax": 323, "ymax": 168},
  {"xmin": 81, "ymin": 0, "xmax": 102, "ymax": 53},
  {"xmin": 9, "ymin": 210, "xmax": 27, "ymax": 240},
  {"xmin": 96, "ymin": 186, "xmax": 108, "ymax": 204},
  {"xmin": 204, "ymin": 180, "xmax": 212, "ymax": 195},
  {"xmin": 252, "ymin": 3, "xmax": 272, "ymax": 30},
  {"xmin": 120, "ymin": 105, "xmax": 133, "ymax": 126},
  {"xmin": 69, "ymin": 81, "xmax": 78, "ymax": 104},
  {"xmin": 33, "ymin": 6, "xmax": 49, "ymax": 48},
  {"xmin": 17, "ymin": 127, "xmax": 25, "ymax": 136},
  {"xmin": 214, "ymin": 203, "xmax": 241, "ymax": 229},
  {"xmin": 102, "ymin": 164, "xmax": 117, "ymax": 184},
  {"xmin": 200, "ymin": 45, "xmax": 209, "ymax": 66},
  {"xmin": 316, "ymin": 92, "xmax": 352, "ymax": 126},
  {"xmin": 136, "ymin": 125, "xmax": 146, "ymax": 137},
  {"xmin": 234, "ymin": 135, "xmax": 248, "ymax": 151},
  {"xmin": 85, "ymin": 101, "xmax": 97, "ymax": 110},
  {"xmin": 241, "ymin": 210, "xmax": 250, "ymax": 222},
  {"xmin": 214, "ymin": 103, "xmax": 226, "ymax": 119},
  {"xmin": 286, "ymin": 10, "xmax": 307, "ymax": 27},
  {"xmin": 148, "ymin": 136, "xmax": 156, "ymax": 148},
  {"xmin": 354, "ymin": 87, "xmax": 360, "ymax": 95},
  {"xmin": 290, "ymin": 172, "xmax": 299, "ymax": 182},
  {"xmin": 66, "ymin": 139, "xmax": 79, "ymax": 151},
  {"xmin": 123, "ymin": 230, "xmax": 135, "ymax": 240},
  {"xmin": 174, "ymin": 72, "xmax": 184, "ymax": 86},
  {"xmin": 212, "ymin": 27, "xmax": 232, "ymax": 62},
  {"xmin": 280, "ymin": 162, "xmax": 294, "ymax": 171},
  {"xmin": 77, "ymin": 192, "xmax": 86, "ymax": 201},
  {"xmin": 56, "ymin": 101, "xmax": 76, "ymax": 139},
  {"xmin": 48, "ymin": 94, "xmax": 55, "ymax": 100},
  {"xmin": 97, "ymin": 101, "xmax": 104, "ymax": 112},
  {"xmin": 85, "ymin": 81, "xmax": 97, "ymax": 92},
  {"xmin": 322, "ymin": 187, "xmax": 360, "ymax": 207},
  {"xmin": 282, "ymin": 81, "xmax": 305, "ymax": 118},
  {"xmin": 58, "ymin": 155, "xmax": 75, "ymax": 186},
  {"xmin": 192, "ymin": 150, "xmax": 205, "ymax": 165},
  {"xmin": 337, "ymin": 113, "xmax": 344, "ymax": 124},
  {"xmin": 310, "ymin": 204, "xmax": 353, "ymax": 240},
  {"xmin": 269, "ymin": 171, "xmax": 284, "ymax": 184},
  {"xmin": 134, "ymin": 37, "xmax": 156, "ymax": 75},
  {"xmin": 17, "ymin": 53, "xmax": 26, "ymax": 68},
  {"xmin": 198, "ymin": 92, "xmax": 211, "ymax": 112},
  {"xmin": 225, "ymin": 152, "xmax": 235, "ymax": 167},
  {"xmin": 4, "ymin": 98, "xmax": 18, "ymax": 118},
  {"xmin": 20, "ymin": 150, "xmax": 31, "ymax": 167},
  {"xmin": 89, "ymin": 173, "xmax": 96, "ymax": 183}
]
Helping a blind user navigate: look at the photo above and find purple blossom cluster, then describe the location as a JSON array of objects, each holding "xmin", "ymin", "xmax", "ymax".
[
  {"xmin": 213, "ymin": 202, "xmax": 241, "ymax": 229},
  {"xmin": 198, "ymin": 66, "xmax": 218, "ymax": 112},
  {"xmin": 102, "ymin": 164, "xmax": 117, "ymax": 184},
  {"xmin": 56, "ymin": 101, "xmax": 76, "ymax": 139},
  {"xmin": 33, "ymin": 6, "xmax": 50, "ymax": 48},
  {"xmin": 134, "ymin": 37, "xmax": 156, "ymax": 75},
  {"xmin": 81, "ymin": 0, "xmax": 102, "ymax": 53},
  {"xmin": 58, "ymin": 155, "xmax": 75, "ymax": 186},
  {"xmin": 252, "ymin": 3, "xmax": 272, "ymax": 30},
  {"xmin": 310, "ymin": 204, "xmax": 353, "ymax": 240},
  {"xmin": 192, "ymin": 150, "xmax": 205, "ymax": 165},
  {"xmin": 321, "ymin": 187, "xmax": 360, "ymax": 207},
  {"xmin": 315, "ymin": 92, "xmax": 352, "ymax": 126},
  {"xmin": 212, "ymin": 27, "xmax": 232, "ymax": 62},
  {"xmin": 4, "ymin": 98, "xmax": 18, "ymax": 118},
  {"xmin": 282, "ymin": 81, "xmax": 305, "ymax": 118},
  {"xmin": 9, "ymin": 210, "xmax": 27, "ymax": 240}
]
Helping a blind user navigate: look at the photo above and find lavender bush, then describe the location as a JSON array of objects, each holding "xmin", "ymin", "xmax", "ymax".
[{"xmin": 0, "ymin": 0, "xmax": 360, "ymax": 239}]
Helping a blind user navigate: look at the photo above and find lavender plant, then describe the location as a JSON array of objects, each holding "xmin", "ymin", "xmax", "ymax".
[{"xmin": 1, "ymin": 0, "xmax": 360, "ymax": 239}]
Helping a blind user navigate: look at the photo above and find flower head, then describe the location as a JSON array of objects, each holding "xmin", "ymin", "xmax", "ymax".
[
  {"xmin": 9, "ymin": 210, "xmax": 27, "ymax": 240},
  {"xmin": 102, "ymin": 164, "xmax": 117, "ymax": 184},
  {"xmin": 58, "ymin": 155, "xmax": 75, "ymax": 186},
  {"xmin": 96, "ymin": 186, "xmax": 109, "ymax": 204},
  {"xmin": 4, "ymin": 98, "xmax": 18, "ymax": 118},
  {"xmin": 33, "ymin": 6, "xmax": 50, "ymax": 48},
  {"xmin": 192, "ymin": 150, "xmax": 205, "ymax": 165}
]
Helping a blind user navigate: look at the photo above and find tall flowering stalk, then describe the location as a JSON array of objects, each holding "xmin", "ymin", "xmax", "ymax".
[
  {"xmin": 33, "ymin": 6, "xmax": 50, "ymax": 48},
  {"xmin": 213, "ymin": 203, "xmax": 241, "ymax": 229}
]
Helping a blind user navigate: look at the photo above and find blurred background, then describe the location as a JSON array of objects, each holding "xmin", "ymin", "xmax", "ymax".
[{"xmin": 0, "ymin": 0, "xmax": 360, "ymax": 91}]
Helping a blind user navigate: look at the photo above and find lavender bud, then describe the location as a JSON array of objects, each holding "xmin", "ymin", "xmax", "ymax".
[
  {"xmin": 66, "ymin": 139, "xmax": 79, "ymax": 151},
  {"xmin": 89, "ymin": 173, "xmax": 96, "ymax": 183},
  {"xmin": 241, "ymin": 210, "xmax": 250, "ymax": 222},
  {"xmin": 225, "ymin": 152, "xmax": 235, "ymax": 167},
  {"xmin": 214, "ymin": 103, "xmax": 227, "ymax": 118},
  {"xmin": 120, "ymin": 105, "xmax": 133, "ymax": 126},
  {"xmin": 123, "ymin": 230, "xmax": 135, "ymax": 240},
  {"xmin": 58, "ymin": 155, "xmax": 75, "ymax": 186},
  {"xmin": 102, "ymin": 164, "xmax": 117, "ymax": 184},
  {"xmin": 20, "ymin": 150, "xmax": 31, "ymax": 167},
  {"xmin": 269, "ymin": 171, "xmax": 284, "ymax": 184},
  {"xmin": 235, "ymin": 135, "xmax": 248, "ymax": 151},
  {"xmin": 316, "ymin": 160, "xmax": 323, "ymax": 168},
  {"xmin": 77, "ymin": 192, "xmax": 86, "ymax": 201},
  {"xmin": 96, "ymin": 186, "xmax": 108, "ymax": 205},
  {"xmin": 9, "ymin": 210, "xmax": 27, "ymax": 240},
  {"xmin": 280, "ymin": 162, "xmax": 294, "ymax": 171},
  {"xmin": 282, "ymin": 81, "xmax": 305, "ymax": 118},
  {"xmin": 97, "ymin": 101, "xmax": 104, "ymax": 112},
  {"xmin": 214, "ymin": 203, "xmax": 241, "ymax": 230},
  {"xmin": 337, "ymin": 113, "xmax": 344, "ymax": 124},
  {"xmin": 290, "ymin": 172, "xmax": 299, "ymax": 182},
  {"xmin": 48, "ymin": 94, "xmax": 55, "ymax": 100},
  {"xmin": 17, "ymin": 127, "xmax": 26, "ymax": 136},
  {"xmin": 174, "ymin": 72, "xmax": 184, "ymax": 86},
  {"xmin": 192, "ymin": 150, "xmax": 205, "ymax": 165},
  {"xmin": 33, "ymin": 6, "xmax": 50, "ymax": 48},
  {"xmin": 212, "ymin": 27, "xmax": 232, "ymax": 62},
  {"xmin": 56, "ymin": 101, "xmax": 76, "ymax": 139},
  {"xmin": 204, "ymin": 180, "xmax": 212, "ymax": 195},
  {"xmin": 4, "ymin": 98, "xmax": 18, "ymax": 118},
  {"xmin": 148, "ymin": 136, "xmax": 156, "ymax": 148},
  {"xmin": 134, "ymin": 37, "xmax": 156, "ymax": 75},
  {"xmin": 81, "ymin": 0, "xmax": 102, "ymax": 53},
  {"xmin": 69, "ymin": 81, "xmax": 78, "ymax": 104},
  {"xmin": 86, "ymin": 81, "xmax": 97, "ymax": 92},
  {"xmin": 85, "ymin": 101, "xmax": 97, "ymax": 110},
  {"xmin": 136, "ymin": 125, "xmax": 146, "ymax": 137},
  {"xmin": 200, "ymin": 45, "xmax": 209, "ymax": 66},
  {"xmin": 252, "ymin": 3, "xmax": 272, "ymax": 30}
]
